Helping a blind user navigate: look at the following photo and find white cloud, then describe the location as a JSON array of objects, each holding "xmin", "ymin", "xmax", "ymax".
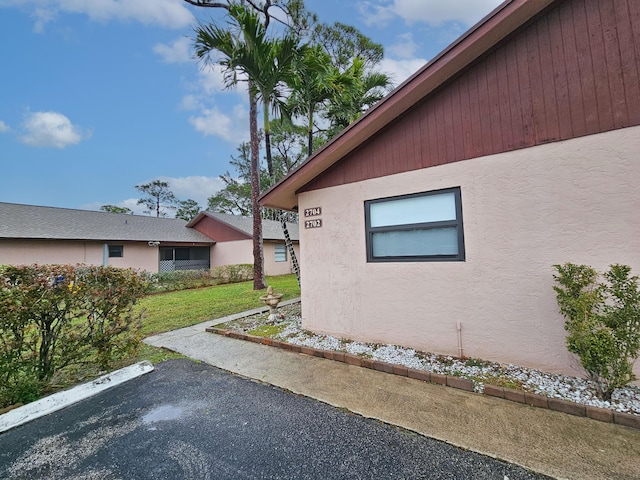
[
  {"xmin": 180, "ymin": 94, "xmax": 202, "ymax": 111},
  {"xmin": 32, "ymin": 8, "xmax": 57, "ymax": 33},
  {"xmin": 87, "ymin": 175, "xmax": 224, "ymax": 215},
  {"xmin": 397, "ymin": 0, "xmax": 503, "ymax": 26},
  {"xmin": 153, "ymin": 36, "xmax": 193, "ymax": 64},
  {"xmin": 179, "ymin": 63, "xmax": 238, "ymax": 110},
  {"xmin": 19, "ymin": 111, "xmax": 91, "ymax": 148},
  {"xmin": 158, "ymin": 175, "xmax": 225, "ymax": 208},
  {"xmin": 379, "ymin": 57, "xmax": 428, "ymax": 86},
  {"xmin": 181, "ymin": 62, "xmax": 249, "ymax": 141},
  {"xmin": 189, "ymin": 104, "xmax": 249, "ymax": 143},
  {"xmin": 199, "ymin": 63, "xmax": 239, "ymax": 95},
  {"xmin": 2, "ymin": 0, "xmax": 194, "ymax": 30},
  {"xmin": 357, "ymin": 1, "xmax": 395, "ymax": 28},
  {"xmin": 361, "ymin": 0, "xmax": 503, "ymax": 27},
  {"xmin": 0, "ymin": 120, "xmax": 9, "ymax": 133},
  {"xmin": 387, "ymin": 32, "xmax": 419, "ymax": 59},
  {"xmin": 117, "ymin": 198, "xmax": 147, "ymax": 215}
]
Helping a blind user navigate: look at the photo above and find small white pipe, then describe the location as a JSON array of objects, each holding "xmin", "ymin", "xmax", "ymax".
[{"xmin": 456, "ymin": 321, "xmax": 463, "ymax": 358}]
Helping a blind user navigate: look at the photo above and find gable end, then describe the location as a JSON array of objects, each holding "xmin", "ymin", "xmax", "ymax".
[{"xmin": 299, "ymin": 0, "xmax": 640, "ymax": 194}]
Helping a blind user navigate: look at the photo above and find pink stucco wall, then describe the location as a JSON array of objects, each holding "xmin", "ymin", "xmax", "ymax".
[
  {"xmin": 108, "ymin": 243, "xmax": 164, "ymax": 272},
  {"xmin": 297, "ymin": 126, "xmax": 640, "ymax": 380},
  {"xmin": 0, "ymin": 238, "xmax": 297, "ymax": 278},
  {"xmin": 211, "ymin": 239, "xmax": 299, "ymax": 277},
  {"xmin": 211, "ymin": 240, "xmax": 255, "ymax": 267},
  {"xmin": 0, "ymin": 240, "xmax": 182, "ymax": 273},
  {"xmin": 263, "ymin": 241, "xmax": 300, "ymax": 277},
  {"xmin": 0, "ymin": 239, "xmax": 104, "ymax": 266}
]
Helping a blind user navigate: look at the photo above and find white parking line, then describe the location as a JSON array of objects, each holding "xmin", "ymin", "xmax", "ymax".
[{"xmin": 0, "ymin": 361, "xmax": 155, "ymax": 433}]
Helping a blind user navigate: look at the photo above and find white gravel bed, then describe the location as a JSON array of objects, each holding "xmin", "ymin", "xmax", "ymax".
[{"xmin": 221, "ymin": 304, "xmax": 640, "ymax": 415}]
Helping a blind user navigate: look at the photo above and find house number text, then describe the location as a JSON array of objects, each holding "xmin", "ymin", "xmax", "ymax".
[
  {"xmin": 305, "ymin": 219, "xmax": 322, "ymax": 229},
  {"xmin": 304, "ymin": 207, "xmax": 321, "ymax": 217}
]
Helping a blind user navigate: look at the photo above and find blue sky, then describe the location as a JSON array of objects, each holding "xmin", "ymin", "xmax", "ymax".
[{"xmin": 0, "ymin": 0, "xmax": 502, "ymax": 214}]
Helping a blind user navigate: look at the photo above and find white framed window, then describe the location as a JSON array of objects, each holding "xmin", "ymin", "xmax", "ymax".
[
  {"xmin": 108, "ymin": 245, "xmax": 124, "ymax": 258},
  {"xmin": 365, "ymin": 187, "xmax": 465, "ymax": 262},
  {"xmin": 275, "ymin": 243, "xmax": 287, "ymax": 262}
]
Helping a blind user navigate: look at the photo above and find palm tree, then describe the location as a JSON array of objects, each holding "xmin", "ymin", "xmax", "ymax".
[
  {"xmin": 195, "ymin": 4, "xmax": 302, "ymax": 286},
  {"xmin": 285, "ymin": 21, "xmax": 393, "ymax": 154},
  {"xmin": 286, "ymin": 44, "xmax": 348, "ymax": 156},
  {"xmin": 194, "ymin": 6, "xmax": 268, "ymax": 290},
  {"xmin": 248, "ymin": 79, "xmax": 265, "ymax": 289},
  {"xmin": 325, "ymin": 55, "xmax": 393, "ymax": 137},
  {"xmin": 197, "ymin": 4, "xmax": 300, "ymax": 177}
]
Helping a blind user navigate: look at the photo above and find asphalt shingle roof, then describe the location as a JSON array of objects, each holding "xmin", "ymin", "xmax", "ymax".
[
  {"xmin": 204, "ymin": 212, "xmax": 299, "ymax": 241},
  {"xmin": 0, "ymin": 202, "xmax": 213, "ymax": 243}
]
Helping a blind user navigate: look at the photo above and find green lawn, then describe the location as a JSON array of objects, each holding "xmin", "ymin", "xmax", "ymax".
[
  {"xmin": 127, "ymin": 274, "xmax": 299, "ymax": 365},
  {"xmin": 78, "ymin": 274, "xmax": 299, "ymax": 371},
  {"xmin": 137, "ymin": 274, "xmax": 300, "ymax": 338}
]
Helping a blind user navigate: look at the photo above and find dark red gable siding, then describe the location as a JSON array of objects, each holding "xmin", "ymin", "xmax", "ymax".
[
  {"xmin": 299, "ymin": 0, "xmax": 640, "ymax": 194},
  {"xmin": 190, "ymin": 216, "xmax": 251, "ymax": 242}
]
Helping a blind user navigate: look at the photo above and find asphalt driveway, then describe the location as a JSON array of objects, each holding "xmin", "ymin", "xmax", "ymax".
[{"xmin": 0, "ymin": 359, "xmax": 549, "ymax": 480}]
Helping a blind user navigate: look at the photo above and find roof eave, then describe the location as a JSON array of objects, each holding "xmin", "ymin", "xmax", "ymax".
[
  {"xmin": 0, "ymin": 236, "xmax": 214, "ymax": 244},
  {"xmin": 259, "ymin": 0, "xmax": 556, "ymax": 211}
]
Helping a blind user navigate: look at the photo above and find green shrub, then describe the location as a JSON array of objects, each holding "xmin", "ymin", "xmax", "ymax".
[
  {"xmin": 148, "ymin": 269, "xmax": 216, "ymax": 292},
  {"xmin": 78, "ymin": 266, "xmax": 149, "ymax": 369},
  {"xmin": 553, "ymin": 263, "xmax": 640, "ymax": 399},
  {"xmin": 148, "ymin": 265, "xmax": 253, "ymax": 291},
  {"xmin": 0, "ymin": 264, "xmax": 148, "ymax": 407},
  {"xmin": 211, "ymin": 264, "xmax": 253, "ymax": 284}
]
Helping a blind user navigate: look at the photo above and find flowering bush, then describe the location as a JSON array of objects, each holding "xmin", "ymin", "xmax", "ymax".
[{"xmin": 0, "ymin": 264, "xmax": 148, "ymax": 407}]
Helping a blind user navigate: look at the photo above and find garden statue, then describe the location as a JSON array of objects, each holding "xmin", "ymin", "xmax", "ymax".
[{"xmin": 259, "ymin": 285, "xmax": 284, "ymax": 323}]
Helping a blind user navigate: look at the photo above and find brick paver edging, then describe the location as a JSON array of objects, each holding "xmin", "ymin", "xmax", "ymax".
[{"xmin": 205, "ymin": 326, "xmax": 640, "ymax": 430}]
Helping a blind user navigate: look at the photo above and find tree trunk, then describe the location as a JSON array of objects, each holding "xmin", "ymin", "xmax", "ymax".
[
  {"xmin": 261, "ymin": 100, "xmax": 301, "ymax": 287},
  {"xmin": 250, "ymin": 84, "xmax": 266, "ymax": 290},
  {"xmin": 307, "ymin": 108, "xmax": 314, "ymax": 156},
  {"xmin": 263, "ymin": 101, "xmax": 274, "ymax": 178}
]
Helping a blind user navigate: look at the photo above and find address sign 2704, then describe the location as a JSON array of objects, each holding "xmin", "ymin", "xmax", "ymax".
[{"xmin": 304, "ymin": 206, "xmax": 322, "ymax": 229}]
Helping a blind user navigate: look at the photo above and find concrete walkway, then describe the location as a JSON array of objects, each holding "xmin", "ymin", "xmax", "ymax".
[{"xmin": 145, "ymin": 307, "xmax": 640, "ymax": 480}]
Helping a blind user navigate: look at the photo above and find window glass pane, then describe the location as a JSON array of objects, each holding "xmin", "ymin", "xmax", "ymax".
[
  {"xmin": 370, "ymin": 192, "xmax": 456, "ymax": 227},
  {"xmin": 190, "ymin": 247, "xmax": 209, "ymax": 261},
  {"xmin": 275, "ymin": 244, "xmax": 287, "ymax": 262},
  {"xmin": 159, "ymin": 247, "xmax": 173, "ymax": 261},
  {"xmin": 175, "ymin": 248, "xmax": 190, "ymax": 261},
  {"xmin": 108, "ymin": 245, "xmax": 123, "ymax": 258},
  {"xmin": 371, "ymin": 227, "xmax": 459, "ymax": 257}
]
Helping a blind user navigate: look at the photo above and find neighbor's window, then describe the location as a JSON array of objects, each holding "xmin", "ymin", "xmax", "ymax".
[
  {"xmin": 275, "ymin": 243, "xmax": 287, "ymax": 262},
  {"xmin": 108, "ymin": 245, "xmax": 124, "ymax": 258},
  {"xmin": 365, "ymin": 187, "xmax": 465, "ymax": 262}
]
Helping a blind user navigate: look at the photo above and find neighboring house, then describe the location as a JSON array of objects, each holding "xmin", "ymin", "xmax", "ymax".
[
  {"xmin": 260, "ymin": 0, "xmax": 640, "ymax": 380},
  {"xmin": 188, "ymin": 211, "xmax": 300, "ymax": 277},
  {"xmin": 0, "ymin": 203, "xmax": 299, "ymax": 277},
  {"xmin": 0, "ymin": 202, "xmax": 214, "ymax": 273}
]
